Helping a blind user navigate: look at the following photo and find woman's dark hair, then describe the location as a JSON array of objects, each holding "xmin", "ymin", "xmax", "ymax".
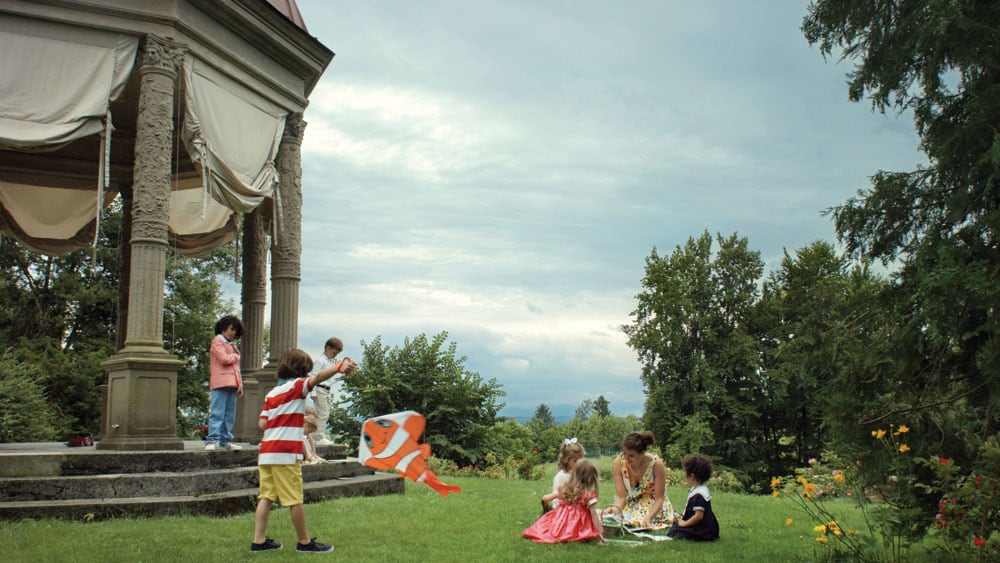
[
  {"xmin": 214, "ymin": 315, "xmax": 243, "ymax": 338},
  {"xmin": 621, "ymin": 431, "xmax": 655, "ymax": 453},
  {"xmin": 682, "ymin": 454, "xmax": 713, "ymax": 484},
  {"xmin": 277, "ymin": 348, "xmax": 313, "ymax": 380}
]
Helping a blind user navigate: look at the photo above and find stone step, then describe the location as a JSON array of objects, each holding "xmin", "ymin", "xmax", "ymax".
[
  {"xmin": 0, "ymin": 443, "xmax": 348, "ymax": 477},
  {"xmin": 0, "ymin": 459, "xmax": 372, "ymax": 502},
  {"xmin": 0, "ymin": 473, "xmax": 405, "ymax": 521}
]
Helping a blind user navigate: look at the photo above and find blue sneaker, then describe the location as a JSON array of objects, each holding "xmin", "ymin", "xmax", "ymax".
[
  {"xmin": 251, "ymin": 538, "xmax": 282, "ymax": 553},
  {"xmin": 296, "ymin": 538, "xmax": 334, "ymax": 553}
]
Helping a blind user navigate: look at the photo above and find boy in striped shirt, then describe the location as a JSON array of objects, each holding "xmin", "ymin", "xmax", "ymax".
[{"xmin": 251, "ymin": 348, "xmax": 356, "ymax": 553}]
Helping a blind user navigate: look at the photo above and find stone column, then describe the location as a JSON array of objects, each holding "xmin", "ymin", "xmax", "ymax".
[
  {"xmin": 99, "ymin": 35, "xmax": 185, "ymax": 451},
  {"xmin": 234, "ymin": 206, "xmax": 269, "ymax": 443},
  {"xmin": 266, "ymin": 113, "xmax": 305, "ymax": 366}
]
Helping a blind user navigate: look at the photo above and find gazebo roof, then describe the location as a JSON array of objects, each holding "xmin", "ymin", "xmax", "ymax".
[{"xmin": 266, "ymin": 0, "xmax": 308, "ymax": 32}]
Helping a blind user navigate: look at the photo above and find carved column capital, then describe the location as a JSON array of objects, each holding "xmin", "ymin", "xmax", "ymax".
[
  {"xmin": 139, "ymin": 35, "xmax": 185, "ymax": 78},
  {"xmin": 282, "ymin": 112, "xmax": 306, "ymax": 146}
]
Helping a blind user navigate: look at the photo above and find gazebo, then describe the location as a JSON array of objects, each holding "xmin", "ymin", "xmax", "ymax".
[{"xmin": 0, "ymin": 0, "xmax": 334, "ymax": 450}]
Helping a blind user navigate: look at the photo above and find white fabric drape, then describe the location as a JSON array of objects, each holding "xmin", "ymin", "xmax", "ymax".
[
  {"xmin": 0, "ymin": 25, "xmax": 288, "ymax": 257},
  {"xmin": 0, "ymin": 21, "xmax": 137, "ymax": 151},
  {"xmin": 182, "ymin": 57, "xmax": 287, "ymax": 215},
  {"xmin": 0, "ymin": 20, "xmax": 137, "ymax": 255},
  {"xmin": 169, "ymin": 176, "xmax": 237, "ymax": 257}
]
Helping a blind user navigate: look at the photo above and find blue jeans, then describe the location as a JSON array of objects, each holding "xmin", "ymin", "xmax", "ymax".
[{"xmin": 206, "ymin": 387, "xmax": 238, "ymax": 446}]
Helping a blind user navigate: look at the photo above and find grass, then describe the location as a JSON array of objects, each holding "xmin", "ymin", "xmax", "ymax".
[{"xmin": 0, "ymin": 460, "xmax": 861, "ymax": 562}]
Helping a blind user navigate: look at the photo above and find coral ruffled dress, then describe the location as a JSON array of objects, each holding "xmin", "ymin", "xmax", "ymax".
[{"xmin": 523, "ymin": 491, "xmax": 601, "ymax": 543}]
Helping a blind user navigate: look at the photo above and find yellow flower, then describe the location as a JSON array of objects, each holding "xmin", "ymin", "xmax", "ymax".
[
  {"xmin": 833, "ymin": 473, "xmax": 846, "ymax": 484},
  {"xmin": 833, "ymin": 528, "xmax": 843, "ymax": 536},
  {"xmin": 796, "ymin": 475, "xmax": 808, "ymax": 485},
  {"xmin": 872, "ymin": 429, "xmax": 887, "ymax": 439},
  {"xmin": 786, "ymin": 518, "xmax": 794, "ymax": 526},
  {"xmin": 804, "ymin": 482, "xmax": 818, "ymax": 498},
  {"xmin": 770, "ymin": 476, "xmax": 782, "ymax": 489},
  {"xmin": 897, "ymin": 424, "xmax": 909, "ymax": 434},
  {"xmin": 899, "ymin": 443, "xmax": 910, "ymax": 453},
  {"xmin": 816, "ymin": 535, "xmax": 829, "ymax": 544},
  {"xmin": 814, "ymin": 524, "xmax": 827, "ymax": 533},
  {"xmin": 771, "ymin": 490, "xmax": 780, "ymax": 498}
]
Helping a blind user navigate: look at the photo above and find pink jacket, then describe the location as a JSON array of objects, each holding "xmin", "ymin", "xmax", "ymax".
[{"xmin": 209, "ymin": 334, "xmax": 242, "ymax": 390}]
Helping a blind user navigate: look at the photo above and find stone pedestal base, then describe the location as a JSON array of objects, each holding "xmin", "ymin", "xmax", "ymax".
[
  {"xmin": 234, "ymin": 368, "xmax": 277, "ymax": 444},
  {"xmin": 234, "ymin": 371, "xmax": 261, "ymax": 444},
  {"xmin": 97, "ymin": 350, "xmax": 185, "ymax": 451}
]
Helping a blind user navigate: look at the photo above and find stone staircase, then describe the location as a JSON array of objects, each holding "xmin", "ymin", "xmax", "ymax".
[{"xmin": 0, "ymin": 442, "xmax": 404, "ymax": 520}]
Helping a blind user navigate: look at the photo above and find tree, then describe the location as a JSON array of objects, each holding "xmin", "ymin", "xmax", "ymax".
[
  {"xmin": 803, "ymin": 2, "xmax": 1000, "ymax": 537},
  {"xmin": 624, "ymin": 231, "xmax": 766, "ymax": 481},
  {"xmin": 755, "ymin": 241, "xmax": 888, "ymax": 478},
  {"xmin": 593, "ymin": 395, "xmax": 611, "ymax": 418},
  {"xmin": 529, "ymin": 403, "xmax": 557, "ymax": 429},
  {"xmin": 804, "ymin": 0, "xmax": 998, "ymax": 472},
  {"xmin": 339, "ymin": 332, "xmax": 505, "ymax": 467},
  {"xmin": 574, "ymin": 399, "xmax": 594, "ymax": 421}
]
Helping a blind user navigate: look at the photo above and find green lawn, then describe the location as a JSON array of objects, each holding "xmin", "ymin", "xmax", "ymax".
[{"xmin": 0, "ymin": 469, "xmax": 858, "ymax": 562}]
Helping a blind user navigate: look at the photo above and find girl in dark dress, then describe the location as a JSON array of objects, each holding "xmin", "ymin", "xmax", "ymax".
[{"xmin": 667, "ymin": 454, "xmax": 720, "ymax": 541}]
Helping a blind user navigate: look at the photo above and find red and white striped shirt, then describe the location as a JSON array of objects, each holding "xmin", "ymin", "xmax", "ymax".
[{"xmin": 258, "ymin": 378, "xmax": 313, "ymax": 465}]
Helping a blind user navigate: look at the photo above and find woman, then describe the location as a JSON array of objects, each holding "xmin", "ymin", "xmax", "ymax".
[{"xmin": 601, "ymin": 431, "xmax": 674, "ymax": 529}]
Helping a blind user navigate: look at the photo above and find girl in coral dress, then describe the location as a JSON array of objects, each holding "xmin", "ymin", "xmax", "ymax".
[{"xmin": 523, "ymin": 459, "xmax": 605, "ymax": 543}]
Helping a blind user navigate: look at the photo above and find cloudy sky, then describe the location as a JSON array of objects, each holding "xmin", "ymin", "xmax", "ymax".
[{"xmin": 285, "ymin": 0, "xmax": 923, "ymax": 421}]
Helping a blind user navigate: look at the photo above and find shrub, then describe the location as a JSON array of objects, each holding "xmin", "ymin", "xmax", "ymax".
[
  {"xmin": 918, "ymin": 438, "xmax": 1000, "ymax": 561},
  {"xmin": 0, "ymin": 356, "xmax": 60, "ymax": 442}
]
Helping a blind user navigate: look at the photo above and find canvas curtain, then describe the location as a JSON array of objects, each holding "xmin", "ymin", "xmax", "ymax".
[
  {"xmin": 0, "ymin": 20, "xmax": 137, "ymax": 151},
  {"xmin": 0, "ymin": 19, "xmax": 138, "ymax": 254},
  {"xmin": 182, "ymin": 57, "xmax": 287, "ymax": 217}
]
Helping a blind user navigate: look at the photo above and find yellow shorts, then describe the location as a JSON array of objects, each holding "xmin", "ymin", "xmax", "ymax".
[{"xmin": 258, "ymin": 462, "xmax": 303, "ymax": 507}]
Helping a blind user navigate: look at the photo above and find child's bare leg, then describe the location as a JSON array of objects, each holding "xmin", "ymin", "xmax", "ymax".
[
  {"xmin": 253, "ymin": 498, "xmax": 273, "ymax": 543},
  {"xmin": 290, "ymin": 503, "xmax": 309, "ymax": 544}
]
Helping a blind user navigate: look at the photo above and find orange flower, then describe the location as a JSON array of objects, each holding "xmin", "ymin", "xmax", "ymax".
[
  {"xmin": 899, "ymin": 443, "xmax": 910, "ymax": 453},
  {"xmin": 833, "ymin": 473, "xmax": 845, "ymax": 484},
  {"xmin": 786, "ymin": 518, "xmax": 794, "ymax": 526},
  {"xmin": 872, "ymin": 429, "xmax": 887, "ymax": 439},
  {"xmin": 804, "ymin": 482, "xmax": 818, "ymax": 498},
  {"xmin": 896, "ymin": 424, "xmax": 909, "ymax": 434},
  {"xmin": 770, "ymin": 476, "xmax": 782, "ymax": 489}
]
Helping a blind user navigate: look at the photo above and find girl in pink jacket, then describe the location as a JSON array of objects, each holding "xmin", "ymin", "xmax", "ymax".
[{"xmin": 206, "ymin": 315, "xmax": 244, "ymax": 451}]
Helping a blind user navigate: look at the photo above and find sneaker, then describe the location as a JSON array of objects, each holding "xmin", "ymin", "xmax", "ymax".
[
  {"xmin": 225, "ymin": 443, "xmax": 243, "ymax": 451},
  {"xmin": 205, "ymin": 443, "xmax": 217, "ymax": 451},
  {"xmin": 296, "ymin": 538, "xmax": 334, "ymax": 553},
  {"xmin": 315, "ymin": 438, "xmax": 335, "ymax": 447},
  {"xmin": 251, "ymin": 538, "xmax": 282, "ymax": 553}
]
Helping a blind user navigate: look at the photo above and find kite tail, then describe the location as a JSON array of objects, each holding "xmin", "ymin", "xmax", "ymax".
[{"xmin": 418, "ymin": 469, "xmax": 462, "ymax": 496}]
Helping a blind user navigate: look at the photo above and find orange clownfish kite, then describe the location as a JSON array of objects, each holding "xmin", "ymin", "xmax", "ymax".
[{"xmin": 359, "ymin": 410, "xmax": 461, "ymax": 496}]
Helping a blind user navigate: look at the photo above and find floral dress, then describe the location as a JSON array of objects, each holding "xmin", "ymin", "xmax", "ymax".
[{"xmin": 617, "ymin": 453, "xmax": 674, "ymax": 529}]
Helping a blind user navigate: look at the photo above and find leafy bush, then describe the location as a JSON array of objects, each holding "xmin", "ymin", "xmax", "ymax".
[
  {"xmin": 0, "ymin": 356, "xmax": 61, "ymax": 442},
  {"xmin": 919, "ymin": 438, "xmax": 1000, "ymax": 561}
]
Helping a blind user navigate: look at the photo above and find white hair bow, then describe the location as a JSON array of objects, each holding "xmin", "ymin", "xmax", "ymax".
[{"xmin": 563, "ymin": 437, "xmax": 578, "ymax": 445}]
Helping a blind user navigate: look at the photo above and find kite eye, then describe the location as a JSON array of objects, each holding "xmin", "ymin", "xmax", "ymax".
[
  {"xmin": 363, "ymin": 433, "xmax": 373, "ymax": 448},
  {"xmin": 375, "ymin": 419, "xmax": 392, "ymax": 428}
]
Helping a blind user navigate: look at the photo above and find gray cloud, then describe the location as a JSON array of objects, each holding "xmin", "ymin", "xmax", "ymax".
[{"xmin": 287, "ymin": 0, "xmax": 922, "ymax": 419}]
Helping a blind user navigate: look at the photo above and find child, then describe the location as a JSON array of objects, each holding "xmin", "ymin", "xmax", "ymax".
[
  {"xmin": 523, "ymin": 459, "xmax": 605, "ymax": 543},
  {"xmin": 302, "ymin": 412, "xmax": 325, "ymax": 464},
  {"xmin": 206, "ymin": 315, "xmax": 243, "ymax": 451},
  {"xmin": 251, "ymin": 348, "xmax": 356, "ymax": 553},
  {"xmin": 541, "ymin": 438, "xmax": 586, "ymax": 512},
  {"xmin": 667, "ymin": 454, "xmax": 720, "ymax": 541}
]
